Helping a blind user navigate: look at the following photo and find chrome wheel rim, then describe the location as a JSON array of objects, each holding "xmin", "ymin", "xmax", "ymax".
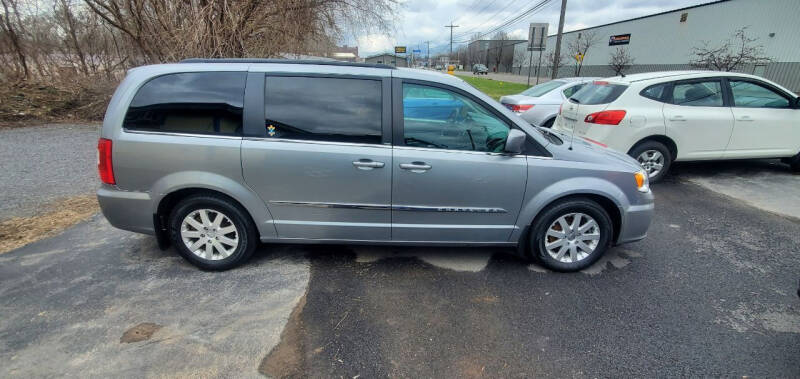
[
  {"xmin": 637, "ymin": 150, "xmax": 664, "ymax": 178},
  {"xmin": 180, "ymin": 209, "xmax": 239, "ymax": 261},
  {"xmin": 545, "ymin": 212, "xmax": 600, "ymax": 263}
]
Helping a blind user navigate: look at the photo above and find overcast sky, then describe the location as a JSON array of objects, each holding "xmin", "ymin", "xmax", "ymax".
[{"xmin": 353, "ymin": 0, "xmax": 715, "ymax": 57}]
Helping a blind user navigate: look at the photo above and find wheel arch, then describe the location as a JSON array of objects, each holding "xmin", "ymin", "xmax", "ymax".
[{"xmin": 628, "ymin": 135, "xmax": 678, "ymax": 160}]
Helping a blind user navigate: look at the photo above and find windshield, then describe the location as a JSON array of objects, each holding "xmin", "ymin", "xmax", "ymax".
[
  {"xmin": 569, "ymin": 82, "xmax": 628, "ymax": 105},
  {"xmin": 521, "ymin": 80, "xmax": 565, "ymax": 97}
]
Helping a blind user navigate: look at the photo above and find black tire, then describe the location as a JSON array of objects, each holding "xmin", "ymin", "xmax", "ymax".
[
  {"xmin": 540, "ymin": 118, "xmax": 555, "ymax": 128},
  {"xmin": 169, "ymin": 194, "xmax": 257, "ymax": 270},
  {"xmin": 628, "ymin": 140, "xmax": 672, "ymax": 183},
  {"xmin": 529, "ymin": 197, "xmax": 613, "ymax": 272}
]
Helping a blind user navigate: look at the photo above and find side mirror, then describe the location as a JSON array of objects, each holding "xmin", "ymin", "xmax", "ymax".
[{"xmin": 504, "ymin": 129, "xmax": 526, "ymax": 154}]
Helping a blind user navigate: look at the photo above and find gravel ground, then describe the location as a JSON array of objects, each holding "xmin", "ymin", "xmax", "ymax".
[{"xmin": 0, "ymin": 124, "xmax": 99, "ymax": 221}]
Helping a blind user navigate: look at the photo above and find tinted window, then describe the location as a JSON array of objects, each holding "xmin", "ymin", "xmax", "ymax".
[
  {"xmin": 640, "ymin": 83, "xmax": 668, "ymax": 102},
  {"xmin": 124, "ymin": 72, "xmax": 245, "ymax": 135},
  {"xmin": 562, "ymin": 83, "xmax": 586, "ymax": 98},
  {"xmin": 730, "ymin": 80, "xmax": 790, "ymax": 108},
  {"xmin": 264, "ymin": 76, "xmax": 382, "ymax": 144},
  {"xmin": 569, "ymin": 82, "xmax": 628, "ymax": 105},
  {"xmin": 403, "ymin": 83, "xmax": 509, "ymax": 152},
  {"xmin": 671, "ymin": 80, "xmax": 723, "ymax": 106},
  {"xmin": 521, "ymin": 80, "xmax": 565, "ymax": 97}
]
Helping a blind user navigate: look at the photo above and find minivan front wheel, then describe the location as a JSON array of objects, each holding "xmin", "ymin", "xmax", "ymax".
[
  {"xmin": 629, "ymin": 141, "xmax": 672, "ymax": 183},
  {"xmin": 169, "ymin": 195, "xmax": 257, "ymax": 270},
  {"xmin": 529, "ymin": 198, "xmax": 613, "ymax": 272}
]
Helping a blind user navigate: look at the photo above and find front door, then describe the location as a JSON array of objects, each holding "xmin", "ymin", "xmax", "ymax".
[
  {"xmin": 725, "ymin": 79, "xmax": 799, "ymax": 158},
  {"xmin": 391, "ymin": 81, "xmax": 527, "ymax": 242},
  {"xmin": 242, "ymin": 75, "xmax": 392, "ymax": 241},
  {"xmin": 663, "ymin": 78, "xmax": 734, "ymax": 160}
]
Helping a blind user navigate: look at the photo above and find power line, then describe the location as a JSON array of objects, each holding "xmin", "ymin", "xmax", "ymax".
[
  {"xmin": 445, "ymin": 22, "xmax": 459, "ymax": 57},
  {"xmin": 454, "ymin": 0, "xmax": 554, "ymax": 43},
  {"xmin": 453, "ymin": 0, "xmax": 529, "ymax": 39}
]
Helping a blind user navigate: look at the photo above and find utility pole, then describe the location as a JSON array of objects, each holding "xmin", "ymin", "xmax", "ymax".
[
  {"xmin": 444, "ymin": 23, "xmax": 459, "ymax": 63},
  {"xmin": 551, "ymin": 0, "xmax": 567, "ymax": 79},
  {"xmin": 425, "ymin": 40, "xmax": 431, "ymax": 68}
]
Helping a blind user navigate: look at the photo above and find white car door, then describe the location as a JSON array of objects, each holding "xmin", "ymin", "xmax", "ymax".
[
  {"xmin": 663, "ymin": 78, "xmax": 734, "ymax": 160},
  {"xmin": 725, "ymin": 79, "xmax": 800, "ymax": 158}
]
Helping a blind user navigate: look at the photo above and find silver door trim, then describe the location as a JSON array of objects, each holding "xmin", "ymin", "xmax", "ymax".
[
  {"xmin": 269, "ymin": 200, "xmax": 507, "ymax": 213},
  {"xmin": 244, "ymin": 137, "xmax": 390, "ymax": 148},
  {"xmin": 124, "ymin": 129, "xmax": 244, "ymax": 140}
]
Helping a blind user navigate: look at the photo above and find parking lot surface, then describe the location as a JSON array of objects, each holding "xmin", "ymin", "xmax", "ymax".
[{"xmin": 2, "ymin": 176, "xmax": 799, "ymax": 377}]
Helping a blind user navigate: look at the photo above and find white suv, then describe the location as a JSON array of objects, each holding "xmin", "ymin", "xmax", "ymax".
[{"xmin": 552, "ymin": 71, "xmax": 800, "ymax": 182}]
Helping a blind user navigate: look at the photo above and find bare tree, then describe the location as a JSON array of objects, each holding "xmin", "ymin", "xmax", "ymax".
[
  {"xmin": 513, "ymin": 46, "xmax": 528, "ymax": 75},
  {"xmin": 689, "ymin": 27, "xmax": 771, "ymax": 71},
  {"xmin": 608, "ymin": 46, "xmax": 634, "ymax": 76},
  {"xmin": 0, "ymin": 0, "xmax": 29, "ymax": 78},
  {"xmin": 545, "ymin": 51, "xmax": 565, "ymax": 78},
  {"xmin": 567, "ymin": 31, "xmax": 598, "ymax": 76},
  {"xmin": 490, "ymin": 31, "xmax": 509, "ymax": 72}
]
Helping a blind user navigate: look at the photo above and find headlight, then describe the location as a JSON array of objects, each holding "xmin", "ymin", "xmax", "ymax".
[{"xmin": 634, "ymin": 170, "xmax": 650, "ymax": 193}]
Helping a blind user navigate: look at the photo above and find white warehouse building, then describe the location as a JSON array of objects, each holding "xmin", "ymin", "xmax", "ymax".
[{"xmin": 512, "ymin": 0, "xmax": 800, "ymax": 91}]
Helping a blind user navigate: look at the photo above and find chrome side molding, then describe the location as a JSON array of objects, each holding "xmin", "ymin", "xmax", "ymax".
[{"xmin": 269, "ymin": 201, "xmax": 507, "ymax": 213}]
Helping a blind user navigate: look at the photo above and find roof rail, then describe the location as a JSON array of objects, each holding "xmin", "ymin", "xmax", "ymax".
[{"xmin": 179, "ymin": 58, "xmax": 395, "ymax": 69}]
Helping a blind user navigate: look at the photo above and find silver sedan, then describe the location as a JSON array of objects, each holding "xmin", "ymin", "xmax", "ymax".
[{"xmin": 500, "ymin": 77, "xmax": 599, "ymax": 127}]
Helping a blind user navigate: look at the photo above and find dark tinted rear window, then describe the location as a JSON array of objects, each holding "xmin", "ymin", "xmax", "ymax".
[
  {"xmin": 124, "ymin": 72, "xmax": 246, "ymax": 135},
  {"xmin": 264, "ymin": 76, "xmax": 382, "ymax": 144},
  {"xmin": 569, "ymin": 82, "xmax": 628, "ymax": 105},
  {"xmin": 640, "ymin": 83, "xmax": 668, "ymax": 102}
]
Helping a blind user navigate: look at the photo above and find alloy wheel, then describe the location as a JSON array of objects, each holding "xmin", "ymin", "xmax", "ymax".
[
  {"xmin": 180, "ymin": 209, "xmax": 239, "ymax": 260},
  {"xmin": 544, "ymin": 212, "xmax": 601, "ymax": 263},
  {"xmin": 637, "ymin": 149, "xmax": 665, "ymax": 178}
]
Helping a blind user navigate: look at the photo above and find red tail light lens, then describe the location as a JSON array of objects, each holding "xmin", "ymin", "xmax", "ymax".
[
  {"xmin": 509, "ymin": 104, "xmax": 534, "ymax": 113},
  {"xmin": 97, "ymin": 138, "xmax": 115, "ymax": 184},
  {"xmin": 584, "ymin": 110, "xmax": 626, "ymax": 125}
]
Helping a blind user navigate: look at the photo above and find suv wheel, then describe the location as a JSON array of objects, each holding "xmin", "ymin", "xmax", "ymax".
[
  {"xmin": 529, "ymin": 198, "xmax": 613, "ymax": 272},
  {"xmin": 629, "ymin": 141, "xmax": 672, "ymax": 183},
  {"xmin": 169, "ymin": 195, "xmax": 257, "ymax": 270}
]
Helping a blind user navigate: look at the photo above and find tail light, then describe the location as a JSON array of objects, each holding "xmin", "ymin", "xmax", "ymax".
[
  {"xmin": 97, "ymin": 138, "xmax": 115, "ymax": 184},
  {"xmin": 584, "ymin": 110, "xmax": 626, "ymax": 125},
  {"xmin": 509, "ymin": 104, "xmax": 534, "ymax": 113}
]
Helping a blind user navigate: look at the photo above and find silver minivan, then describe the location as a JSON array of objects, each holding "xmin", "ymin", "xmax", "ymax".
[{"xmin": 97, "ymin": 59, "xmax": 654, "ymax": 272}]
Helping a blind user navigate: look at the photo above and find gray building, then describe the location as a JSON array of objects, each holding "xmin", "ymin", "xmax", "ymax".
[
  {"xmin": 364, "ymin": 53, "xmax": 408, "ymax": 67},
  {"xmin": 512, "ymin": 0, "xmax": 800, "ymax": 91}
]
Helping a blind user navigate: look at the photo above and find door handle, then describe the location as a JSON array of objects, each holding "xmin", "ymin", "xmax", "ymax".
[
  {"xmin": 352, "ymin": 159, "xmax": 384, "ymax": 170},
  {"xmin": 737, "ymin": 115, "xmax": 754, "ymax": 121},
  {"xmin": 399, "ymin": 162, "xmax": 432, "ymax": 173},
  {"xmin": 668, "ymin": 116, "xmax": 686, "ymax": 121}
]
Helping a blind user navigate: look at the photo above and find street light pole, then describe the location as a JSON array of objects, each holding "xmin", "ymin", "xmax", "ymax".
[{"xmin": 552, "ymin": 0, "xmax": 567, "ymax": 79}]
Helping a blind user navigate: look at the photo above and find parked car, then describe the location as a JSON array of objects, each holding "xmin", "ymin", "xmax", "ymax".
[
  {"xmin": 472, "ymin": 64, "xmax": 489, "ymax": 75},
  {"xmin": 552, "ymin": 71, "xmax": 800, "ymax": 182},
  {"xmin": 97, "ymin": 59, "xmax": 653, "ymax": 272},
  {"xmin": 499, "ymin": 77, "xmax": 599, "ymax": 128}
]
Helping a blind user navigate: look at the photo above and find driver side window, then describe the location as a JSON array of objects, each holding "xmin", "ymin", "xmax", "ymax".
[{"xmin": 402, "ymin": 83, "xmax": 510, "ymax": 152}]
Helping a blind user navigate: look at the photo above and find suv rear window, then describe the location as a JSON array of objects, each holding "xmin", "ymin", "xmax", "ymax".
[
  {"xmin": 264, "ymin": 76, "xmax": 382, "ymax": 144},
  {"xmin": 569, "ymin": 82, "xmax": 628, "ymax": 105},
  {"xmin": 124, "ymin": 72, "xmax": 246, "ymax": 135}
]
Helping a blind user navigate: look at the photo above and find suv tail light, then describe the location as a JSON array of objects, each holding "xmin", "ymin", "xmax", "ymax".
[
  {"xmin": 584, "ymin": 110, "xmax": 626, "ymax": 125},
  {"xmin": 98, "ymin": 138, "xmax": 115, "ymax": 184},
  {"xmin": 509, "ymin": 104, "xmax": 534, "ymax": 113}
]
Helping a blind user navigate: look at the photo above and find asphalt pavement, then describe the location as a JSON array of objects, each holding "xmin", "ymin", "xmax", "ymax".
[
  {"xmin": 2, "ymin": 177, "xmax": 799, "ymax": 377},
  {"xmin": 0, "ymin": 124, "xmax": 99, "ymax": 220}
]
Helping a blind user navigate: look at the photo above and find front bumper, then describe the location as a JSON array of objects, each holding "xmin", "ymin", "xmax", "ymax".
[
  {"xmin": 616, "ymin": 192, "xmax": 655, "ymax": 244},
  {"xmin": 97, "ymin": 186, "xmax": 155, "ymax": 235}
]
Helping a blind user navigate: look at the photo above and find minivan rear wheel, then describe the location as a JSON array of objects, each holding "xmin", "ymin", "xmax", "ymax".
[
  {"xmin": 629, "ymin": 141, "xmax": 672, "ymax": 183},
  {"xmin": 529, "ymin": 198, "xmax": 613, "ymax": 272},
  {"xmin": 169, "ymin": 194, "xmax": 257, "ymax": 270}
]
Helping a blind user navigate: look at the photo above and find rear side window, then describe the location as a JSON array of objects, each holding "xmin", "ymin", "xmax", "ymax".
[
  {"xmin": 124, "ymin": 72, "xmax": 246, "ymax": 135},
  {"xmin": 729, "ymin": 80, "xmax": 791, "ymax": 108},
  {"xmin": 640, "ymin": 83, "xmax": 668, "ymax": 102},
  {"xmin": 264, "ymin": 76, "xmax": 382, "ymax": 144},
  {"xmin": 671, "ymin": 80, "xmax": 723, "ymax": 107},
  {"xmin": 562, "ymin": 83, "xmax": 586, "ymax": 98},
  {"xmin": 569, "ymin": 82, "xmax": 628, "ymax": 105}
]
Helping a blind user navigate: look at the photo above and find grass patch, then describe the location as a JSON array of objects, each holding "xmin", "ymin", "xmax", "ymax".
[
  {"xmin": 0, "ymin": 195, "xmax": 99, "ymax": 254},
  {"xmin": 456, "ymin": 75, "xmax": 529, "ymax": 100}
]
